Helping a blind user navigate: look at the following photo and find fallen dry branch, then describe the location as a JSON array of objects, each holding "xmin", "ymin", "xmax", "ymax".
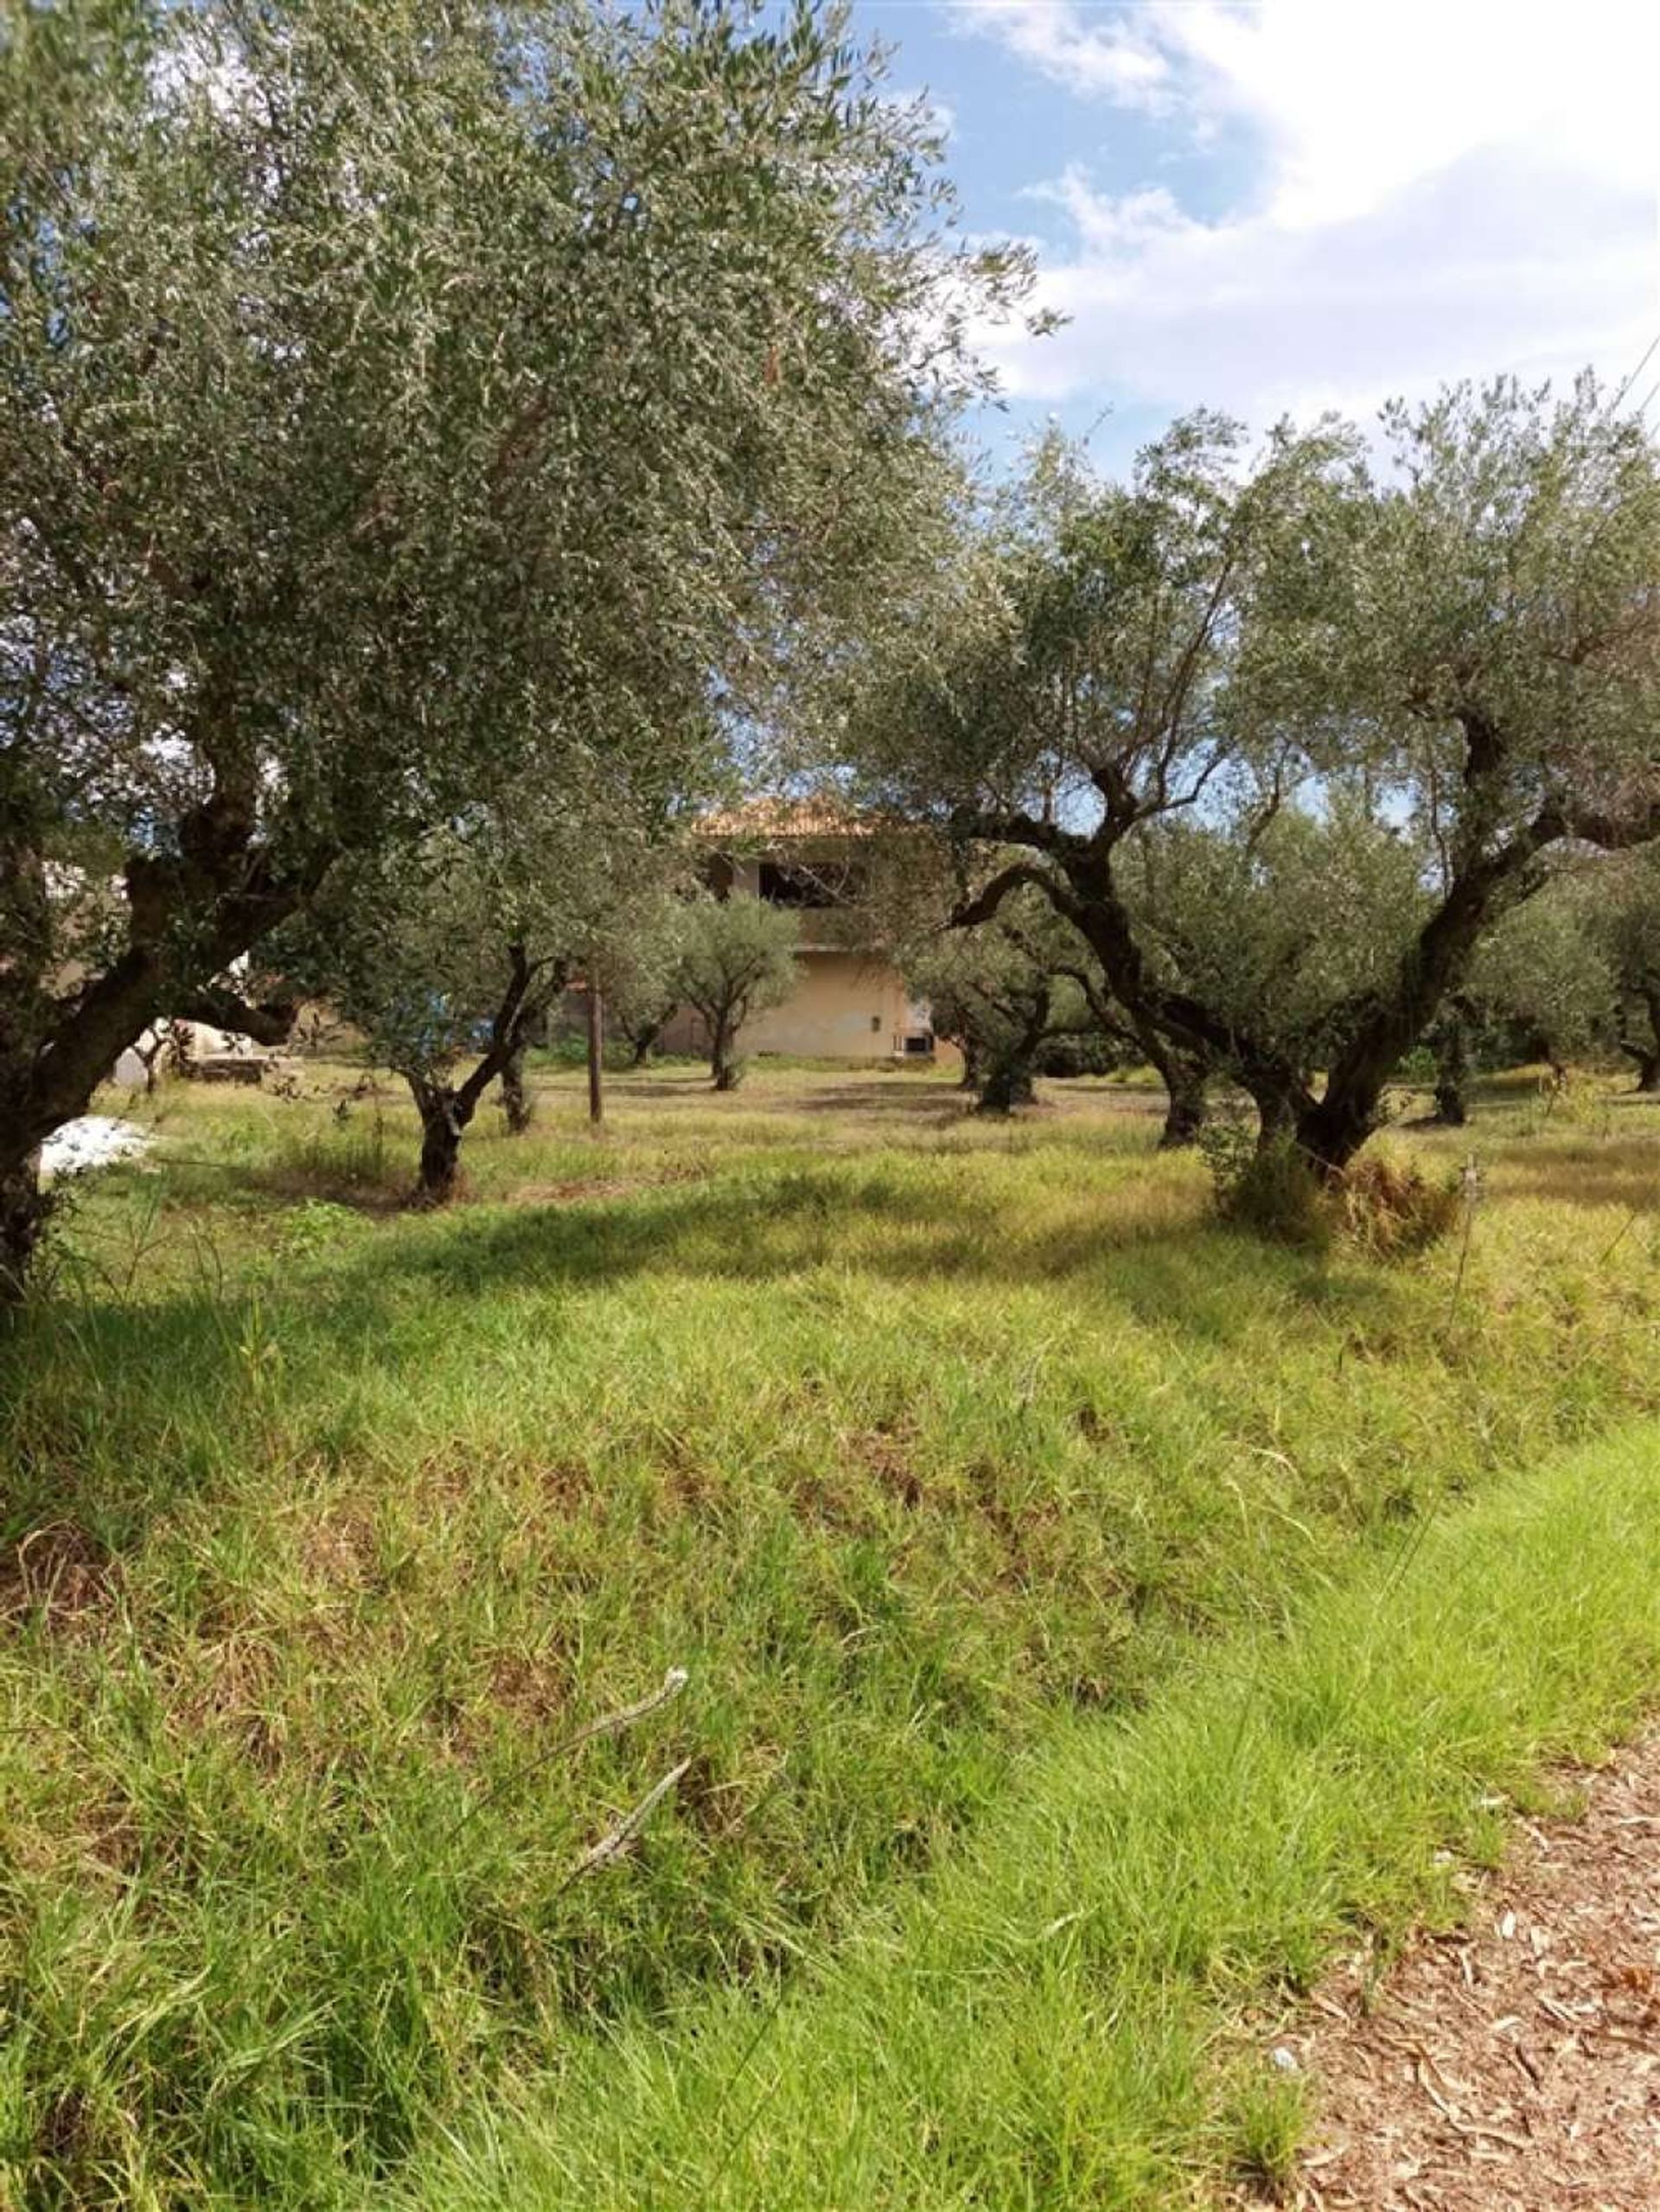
[{"xmin": 565, "ymin": 1759, "xmax": 693, "ymax": 1887}]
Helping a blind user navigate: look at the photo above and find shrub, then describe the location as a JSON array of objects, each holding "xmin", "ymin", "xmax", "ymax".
[
  {"xmin": 1195, "ymin": 1100, "xmax": 1257, "ymax": 1198},
  {"xmin": 276, "ymin": 1199, "xmax": 367, "ymax": 1259},
  {"xmin": 1393, "ymin": 1043, "xmax": 1439, "ymax": 1086},
  {"xmin": 1031, "ymin": 1030, "xmax": 1124, "ymax": 1078},
  {"xmin": 1218, "ymin": 1138, "xmax": 1334, "ymax": 1253},
  {"xmin": 1196, "ymin": 1105, "xmax": 1329, "ymax": 1249},
  {"xmin": 1336, "ymin": 1151, "xmax": 1463, "ymax": 1258},
  {"xmin": 1202, "ymin": 1112, "xmax": 1461, "ymax": 1258}
]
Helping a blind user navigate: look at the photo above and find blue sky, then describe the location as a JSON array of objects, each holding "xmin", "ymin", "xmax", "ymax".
[{"xmin": 859, "ymin": 0, "xmax": 1660, "ymax": 474}]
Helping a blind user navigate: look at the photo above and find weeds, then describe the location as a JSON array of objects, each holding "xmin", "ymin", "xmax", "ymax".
[
  {"xmin": 274, "ymin": 1197, "xmax": 371, "ymax": 1259},
  {"xmin": 263, "ymin": 1106, "xmax": 398, "ymax": 1198},
  {"xmin": 1216, "ymin": 1138, "xmax": 1336, "ymax": 1251},
  {"xmin": 399, "ymin": 1420, "xmax": 1660, "ymax": 2212},
  {"xmin": 1525, "ymin": 1066, "xmax": 1619, "ymax": 1141},
  {"xmin": 0, "ymin": 1061, "xmax": 1655, "ymax": 2208},
  {"xmin": 1223, "ymin": 2064, "xmax": 1306, "ymax": 2200},
  {"xmin": 1336, "ymin": 1150, "xmax": 1463, "ymax": 1259},
  {"xmin": 1201, "ymin": 1113, "xmax": 1463, "ymax": 1258}
]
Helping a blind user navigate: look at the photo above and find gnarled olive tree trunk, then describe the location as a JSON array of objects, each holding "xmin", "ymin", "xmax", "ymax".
[
  {"xmin": 1134, "ymin": 1022, "xmax": 1208, "ymax": 1150},
  {"xmin": 1615, "ymin": 986, "xmax": 1660, "ymax": 1093},
  {"xmin": 1430, "ymin": 1006, "xmax": 1471, "ymax": 1126},
  {"xmin": 0, "ymin": 1161, "xmax": 50, "ymax": 1308},
  {"xmin": 711, "ymin": 1016, "xmax": 741, "ymax": 1092},
  {"xmin": 974, "ymin": 985, "xmax": 1051, "ymax": 1116},
  {"xmin": 1159, "ymin": 1062, "xmax": 1209, "ymax": 1148},
  {"xmin": 407, "ymin": 1078, "xmax": 472, "ymax": 1202},
  {"xmin": 628, "ymin": 1013, "xmax": 670, "ymax": 1068},
  {"xmin": 976, "ymin": 1049, "xmax": 1038, "ymax": 1113},
  {"xmin": 500, "ymin": 1035, "xmax": 533, "ymax": 1134},
  {"xmin": 1047, "ymin": 962, "xmax": 1205, "ymax": 1146},
  {"xmin": 0, "ymin": 867, "xmax": 303, "ymax": 1298}
]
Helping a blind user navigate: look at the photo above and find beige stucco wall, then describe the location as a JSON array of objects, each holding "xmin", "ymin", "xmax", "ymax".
[
  {"xmin": 661, "ymin": 948, "xmax": 930, "ymax": 1061},
  {"xmin": 747, "ymin": 948, "xmax": 915, "ymax": 1057}
]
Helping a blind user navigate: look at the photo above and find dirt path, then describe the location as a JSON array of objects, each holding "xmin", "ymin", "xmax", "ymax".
[{"xmin": 1280, "ymin": 1729, "xmax": 1660, "ymax": 2211}]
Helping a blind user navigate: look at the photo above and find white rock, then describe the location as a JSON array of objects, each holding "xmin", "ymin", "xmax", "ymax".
[{"xmin": 40, "ymin": 1117, "xmax": 151, "ymax": 1180}]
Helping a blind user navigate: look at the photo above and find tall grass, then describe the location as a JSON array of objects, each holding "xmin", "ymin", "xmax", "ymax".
[
  {"xmin": 404, "ymin": 1419, "xmax": 1660, "ymax": 2210},
  {"xmin": 1, "ymin": 1063, "xmax": 1656, "ymax": 2207}
]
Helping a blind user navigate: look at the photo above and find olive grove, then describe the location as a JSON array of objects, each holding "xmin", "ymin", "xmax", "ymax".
[
  {"xmin": 0, "ymin": 0, "xmax": 1023, "ymax": 1291},
  {"xmin": 851, "ymin": 384, "xmax": 1660, "ymax": 1176}
]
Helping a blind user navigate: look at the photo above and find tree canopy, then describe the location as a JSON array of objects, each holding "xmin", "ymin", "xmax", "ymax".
[
  {"xmin": 671, "ymin": 894, "xmax": 801, "ymax": 1088},
  {"xmin": 0, "ymin": 0, "xmax": 1023, "ymax": 1284},
  {"xmin": 851, "ymin": 379, "xmax": 1660, "ymax": 1171}
]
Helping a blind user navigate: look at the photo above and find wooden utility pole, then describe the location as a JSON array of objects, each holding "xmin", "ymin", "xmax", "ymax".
[{"xmin": 586, "ymin": 975, "xmax": 604, "ymax": 1126}]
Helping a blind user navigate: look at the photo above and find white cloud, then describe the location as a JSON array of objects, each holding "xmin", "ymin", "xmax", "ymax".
[
  {"xmin": 950, "ymin": 1, "xmax": 1172, "ymax": 104},
  {"xmin": 1148, "ymin": 0, "xmax": 1657, "ymax": 227},
  {"xmin": 957, "ymin": 0, "xmax": 1660, "ymax": 429},
  {"xmin": 1023, "ymin": 175, "xmax": 1192, "ymax": 258}
]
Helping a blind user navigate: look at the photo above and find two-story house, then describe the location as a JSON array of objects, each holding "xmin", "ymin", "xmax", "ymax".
[{"xmin": 656, "ymin": 801, "xmax": 941, "ymax": 1062}]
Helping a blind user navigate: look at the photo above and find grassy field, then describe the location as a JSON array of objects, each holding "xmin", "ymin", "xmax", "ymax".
[
  {"xmin": 407, "ymin": 1417, "xmax": 1660, "ymax": 2212},
  {"xmin": 2, "ymin": 1059, "xmax": 1657, "ymax": 2208}
]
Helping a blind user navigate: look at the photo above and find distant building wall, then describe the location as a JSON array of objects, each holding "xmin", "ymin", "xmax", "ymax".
[
  {"xmin": 745, "ymin": 948, "xmax": 910, "ymax": 1057},
  {"xmin": 654, "ymin": 809, "xmax": 950, "ymax": 1063},
  {"xmin": 659, "ymin": 948, "xmax": 932, "ymax": 1061}
]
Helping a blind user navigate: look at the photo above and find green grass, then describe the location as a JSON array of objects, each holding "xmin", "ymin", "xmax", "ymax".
[
  {"xmin": 401, "ymin": 1417, "xmax": 1660, "ymax": 2212},
  {"xmin": 2, "ymin": 1061, "xmax": 1657, "ymax": 2208}
]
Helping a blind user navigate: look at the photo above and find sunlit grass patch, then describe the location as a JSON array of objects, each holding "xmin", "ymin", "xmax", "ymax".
[
  {"xmin": 1, "ymin": 1062, "xmax": 1656, "ymax": 2206},
  {"xmin": 400, "ymin": 1420, "xmax": 1660, "ymax": 2212}
]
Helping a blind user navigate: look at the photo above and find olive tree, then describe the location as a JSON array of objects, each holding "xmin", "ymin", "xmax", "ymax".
[
  {"xmin": 857, "ymin": 815, "xmax": 1196, "ymax": 1131},
  {"xmin": 1118, "ymin": 796, "xmax": 1433, "ymax": 1138},
  {"xmin": 1421, "ymin": 852, "xmax": 1660, "ymax": 1123},
  {"xmin": 1427, "ymin": 850, "xmax": 1660, "ymax": 1120},
  {"xmin": 0, "ymin": 0, "xmax": 1024, "ymax": 1291},
  {"xmin": 597, "ymin": 896, "xmax": 694, "ymax": 1073},
  {"xmin": 289, "ymin": 787, "xmax": 689, "ymax": 1196},
  {"xmin": 853, "ymin": 382, "xmax": 1660, "ymax": 1178},
  {"xmin": 670, "ymin": 896, "xmax": 801, "ymax": 1089},
  {"xmin": 900, "ymin": 889, "xmax": 1105, "ymax": 1112},
  {"xmin": 1463, "ymin": 883, "xmax": 1616, "ymax": 1086},
  {"xmin": 297, "ymin": 845, "xmax": 572, "ymax": 1201},
  {"xmin": 1595, "ymin": 849, "xmax": 1660, "ymax": 1093}
]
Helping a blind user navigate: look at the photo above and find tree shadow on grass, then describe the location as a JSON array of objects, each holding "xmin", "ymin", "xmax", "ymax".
[
  {"xmin": 1486, "ymin": 1135, "xmax": 1660, "ymax": 1216},
  {"xmin": 595, "ymin": 1076, "xmax": 719, "ymax": 1100},
  {"xmin": 784, "ymin": 1081, "xmax": 975, "ymax": 1122},
  {"xmin": 350, "ymin": 1162, "xmax": 1190, "ymax": 1292},
  {"xmin": 3, "ymin": 1150, "xmax": 1419, "ymax": 1556},
  {"xmin": 299, "ymin": 1159, "xmax": 1408, "ymax": 1383},
  {"xmin": 595, "ymin": 1071, "xmax": 1170, "ymax": 1125}
]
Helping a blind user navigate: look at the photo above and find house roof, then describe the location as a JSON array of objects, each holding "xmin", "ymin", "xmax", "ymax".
[{"xmin": 699, "ymin": 796, "xmax": 886, "ymax": 845}]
